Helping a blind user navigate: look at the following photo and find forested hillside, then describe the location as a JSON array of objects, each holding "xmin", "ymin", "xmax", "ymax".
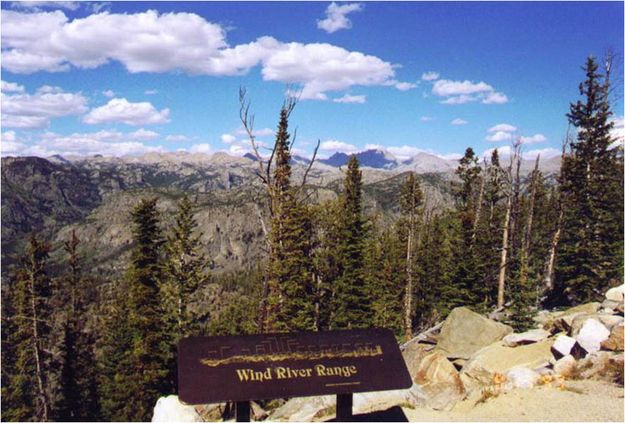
[{"xmin": 1, "ymin": 56, "xmax": 622, "ymax": 422}]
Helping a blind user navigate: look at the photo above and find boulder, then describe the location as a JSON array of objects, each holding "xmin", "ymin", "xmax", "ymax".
[
  {"xmin": 503, "ymin": 329, "xmax": 550, "ymax": 347},
  {"xmin": 268, "ymin": 396, "xmax": 335, "ymax": 422},
  {"xmin": 538, "ymin": 303, "xmax": 601, "ymax": 333},
  {"xmin": 575, "ymin": 351, "xmax": 624, "ymax": 383},
  {"xmin": 460, "ymin": 339, "xmax": 553, "ymax": 393},
  {"xmin": 435, "ymin": 307, "xmax": 513, "ymax": 360},
  {"xmin": 553, "ymin": 355, "xmax": 577, "ymax": 378},
  {"xmin": 601, "ymin": 323, "xmax": 624, "ymax": 352},
  {"xmin": 353, "ymin": 385, "xmax": 425, "ymax": 415},
  {"xmin": 575, "ymin": 318, "xmax": 610, "ymax": 354},
  {"xmin": 505, "ymin": 367, "xmax": 540, "ymax": 389},
  {"xmin": 551, "ymin": 335, "xmax": 577, "ymax": 358},
  {"xmin": 570, "ymin": 314, "xmax": 624, "ymax": 336},
  {"xmin": 152, "ymin": 395, "xmax": 202, "ymax": 422},
  {"xmin": 194, "ymin": 403, "xmax": 227, "ymax": 421},
  {"xmin": 402, "ymin": 342, "xmax": 434, "ymax": 380},
  {"xmin": 605, "ymin": 284, "xmax": 624, "ymax": 303},
  {"xmin": 413, "ymin": 351, "xmax": 466, "ymax": 410}
]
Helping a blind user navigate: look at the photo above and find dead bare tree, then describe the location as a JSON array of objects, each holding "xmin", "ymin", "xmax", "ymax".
[
  {"xmin": 497, "ymin": 138, "xmax": 522, "ymax": 309},
  {"xmin": 544, "ymin": 129, "xmax": 572, "ymax": 290},
  {"xmin": 238, "ymin": 87, "xmax": 320, "ymax": 331}
]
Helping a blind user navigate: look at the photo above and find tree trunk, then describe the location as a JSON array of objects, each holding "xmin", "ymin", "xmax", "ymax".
[
  {"xmin": 523, "ymin": 156, "xmax": 541, "ymax": 254},
  {"xmin": 497, "ymin": 194, "xmax": 512, "ymax": 309},
  {"xmin": 544, "ymin": 208, "xmax": 563, "ymax": 290},
  {"xmin": 471, "ymin": 173, "xmax": 486, "ymax": 245},
  {"xmin": 404, "ymin": 223, "xmax": 414, "ymax": 339},
  {"xmin": 29, "ymin": 272, "xmax": 49, "ymax": 422}
]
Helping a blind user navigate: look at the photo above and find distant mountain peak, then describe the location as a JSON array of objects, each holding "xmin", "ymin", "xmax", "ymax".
[{"xmin": 319, "ymin": 149, "xmax": 397, "ymax": 169}]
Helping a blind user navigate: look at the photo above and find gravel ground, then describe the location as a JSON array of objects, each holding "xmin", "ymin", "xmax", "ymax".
[{"xmin": 402, "ymin": 380, "xmax": 624, "ymax": 422}]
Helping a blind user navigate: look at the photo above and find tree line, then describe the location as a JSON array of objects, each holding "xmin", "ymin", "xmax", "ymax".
[{"xmin": 1, "ymin": 56, "xmax": 622, "ymax": 422}]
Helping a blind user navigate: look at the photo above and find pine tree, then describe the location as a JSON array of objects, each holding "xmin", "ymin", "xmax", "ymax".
[
  {"xmin": 161, "ymin": 195, "xmax": 210, "ymax": 390},
  {"xmin": 451, "ymin": 148, "xmax": 483, "ymax": 308},
  {"xmin": 332, "ymin": 155, "xmax": 372, "ymax": 329},
  {"xmin": 99, "ymin": 197, "xmax": 169, "ymax": 421},
  {"xmin": 265, "ymin": 106, "xmax": 316, "ymax": 332},
  {"xmin": 368, "ymin": 227, "xmax": 405, "ymax": 337},
  {"xmin": 311, "ymin": 199, "xmax": 343, "ymax": 331},
  {"xmin": 2, "ymin": 234, "xmax": 53, "ymax": 422},
  {"xmin": 556, "ymin": 56, "xmax": 624, "ymax": 304},
  {"xmin": 398, "ymin": 172, "xmax": 424, "ymax": 338},
  {"xmin": 56, "ymin": 231, "xmax": 101, "ymax": 421}
]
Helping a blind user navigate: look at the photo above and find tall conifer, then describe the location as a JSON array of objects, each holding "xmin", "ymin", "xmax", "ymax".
[{"xmin": 556, "ymin": 56, "xmax": 624, "ymax": 304}]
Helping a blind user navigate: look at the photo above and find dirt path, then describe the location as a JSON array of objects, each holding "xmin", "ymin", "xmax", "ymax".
[{"xmin": 402, "ymin": 380, "xmax": 624, "ymax": 422}]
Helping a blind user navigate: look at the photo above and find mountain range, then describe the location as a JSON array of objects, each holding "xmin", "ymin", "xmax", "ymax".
[{"xmin": 0, "ymin": 150, "xmax": 561, "ymax": 279}]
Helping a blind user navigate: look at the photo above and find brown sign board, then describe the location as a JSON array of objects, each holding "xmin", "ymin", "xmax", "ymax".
[{"xmin": 178, "ymin": 328, "xmax": 412, "ymax": 404}]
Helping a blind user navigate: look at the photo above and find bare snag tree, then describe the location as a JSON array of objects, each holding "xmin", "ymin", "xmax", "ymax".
[{"xmin": 239, "ymin": 87, "xmax": 320, "ymax": 331}]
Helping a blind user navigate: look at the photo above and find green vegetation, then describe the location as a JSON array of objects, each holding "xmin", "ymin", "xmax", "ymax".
[{"xmin": 1, "ymin": 56, "xmax": 622, "ymax": 421}]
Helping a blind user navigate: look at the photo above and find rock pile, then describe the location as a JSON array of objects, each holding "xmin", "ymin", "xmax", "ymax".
[{"xmin": 152, "ymin": 284, "xmax": 624, "ymax": 422}]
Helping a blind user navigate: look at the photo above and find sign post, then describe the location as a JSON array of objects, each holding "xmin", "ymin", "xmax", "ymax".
[{"xmin": 179, "ymin": 328, "xmax": 411, "ymax": 421}]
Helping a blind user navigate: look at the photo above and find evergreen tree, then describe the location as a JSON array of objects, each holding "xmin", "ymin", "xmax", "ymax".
[
  {"xmin": 368, "ymin": 227, "xmax": 405, "ymax": 337},
  {"xmin": 451, "ymin": 148, "xmax": 483, "ymax": 308},
  {"xmin": 310, "ymin": 199, "xmax": 343, "ymax": 330},
  {"xmin": 2, "ymin": 234, "xmax": 53, "ymax": 422},
  {"xmin": 398, "ymin": 172, "xmax": 424, "ymax": 338},
  {"xmin": 56, "ymin": 231, "xmax": 100, "ymax": 421},
  {"xmin": 265, "ymin": 106, "xmax": 316, "ymax": 332},
  {"xmin": 161, "ymin": 195, "xmax": 210, "ymax": 390},
  {"xmin": 556, "ymin": 56, "xmax": 624, "ymax": 304},
  {"xmin": 332, "ymin": 155, "xmax": 372, "ymax": 329},
  {"xmin": 99, "ymin": 197, "xmax": 169, "ymax": 421}
]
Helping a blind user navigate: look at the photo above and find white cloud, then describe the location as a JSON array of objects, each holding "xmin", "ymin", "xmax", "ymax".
[
  {"xmin": 451, "ymin": 118, "xmax": 468, "ymax": 125},
  {"xmin": 1, "ymin": 84, "xmax": 88, "ymax": 128},
  {"xmin": 482, "ymin": 91, "xmax": 509, "ymax": 104},
  {"xmin": 189, "ymin": 143, "xmax": 212, "ymax": 154},
  {"xmin": 317, "ymin": 2, "xmax": 362, "ymax": 33},
  {"xmin": 482, "ymin": 146, "xmax": 560, "ymax": 161},
  {"xmin": 394, "ymin": 81, "xmax": 417, "ymax": 91},
  {"xmin": 10, "ymin": 1, "xmax": 80, "ymax": 11},
  {"xmin": 233, "ymin": 127, "xmax": 274, "ymax": 138},
  {"xmin": 523, "ymin": 148, "xmax": 560, "ymax": 160},
  {"xmin": 488, "ymin": 123, "xmax": 517, "ymax": 132},
  {"xmin": 165, "ymin": 134, "xmax": 189, "ymax": 142},
  {"xmin": 129, "ymin": 128, "xmax": 159, "ymax": 141},
  {"xmin": 1, "ymin": 80, "xmax": 25, "ymax": 93},
  {"xmin": 433, "ymin": 79, "xmax": 494, "ymax": 96},
  {"xmin": 610, "ymin": 116, "xmax": 624, "ymax": 142},
  {"xmin": 333, "ymin": 94, "xmax": 366, "ymax": 104},
  {"xmin": 102, "ymin": 89, "xmax": 115, "ymax": 98},
  {"xmin": 1, "ymin": 130, "xmax": 27, "ymax": 155},
  {"xmin": 440, "ymin": 95, "xmax": 475, "ymax": 105},
  {"xmin": 1, "ymin": 10, "xmax": 409, "ymax": 101},
  {"xmin": 486, "ymin": 131, "xmax": 514, "ymax": 142},
  {"xmin": 420, "ymin": 116, "xmax": 433, "ymax": 122},
  {"xmin": 83, "ymin": 98, "xmax": 170, "ymax": 126},
  {"xmin": 519, "ymin": 133, "xmax": 547, "ymax": 144},
  {"xmin": 433, "ymin": 78, "xmax": 508, "ymax": 105},
  {"xmin": 221, "ymin": 133, "xmax": 237, "ymax": 144},
  {"xmin": 385, "ymin": 145, "xmax": 424, "ymax": 161},
  {"xmin": 319, "ymin": 140, "xmax": 358, "ymax": 154},
  {"xmin": 5, "ymin": 130, "xmax": 165, "ymax": 157},
  {"xmin": 421, "ymin": 71, "xmax": 440, "ymax": 81}
]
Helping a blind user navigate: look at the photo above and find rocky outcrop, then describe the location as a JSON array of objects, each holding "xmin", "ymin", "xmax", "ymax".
[
  {"xmin": 152, "ymin": 395, "xmax": 203, "ymax": 422},
  {"xmin": 503, "ymin": 329, "xmax": 550, "ymax": 347},
  {"xmin": 460, "ymin": 339, "xmax": 554, "ymax": 392},
  {"xmin": 435, "ymin": 307, "xmax": 513, "ymax": 360},
  {"xmin": 412, "ymin": 352, "xmax": 466, "ymax": 410}
]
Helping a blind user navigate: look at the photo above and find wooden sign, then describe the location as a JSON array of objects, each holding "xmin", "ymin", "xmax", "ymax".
[{"xmin": 178, "ymin": 328, "xmax": 412, "ymax": 404}]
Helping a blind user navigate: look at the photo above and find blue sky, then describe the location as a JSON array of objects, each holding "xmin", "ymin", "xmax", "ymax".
[{"xmin": 1, "ymin": 1, "xmax": 623, "ymax": 160}]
